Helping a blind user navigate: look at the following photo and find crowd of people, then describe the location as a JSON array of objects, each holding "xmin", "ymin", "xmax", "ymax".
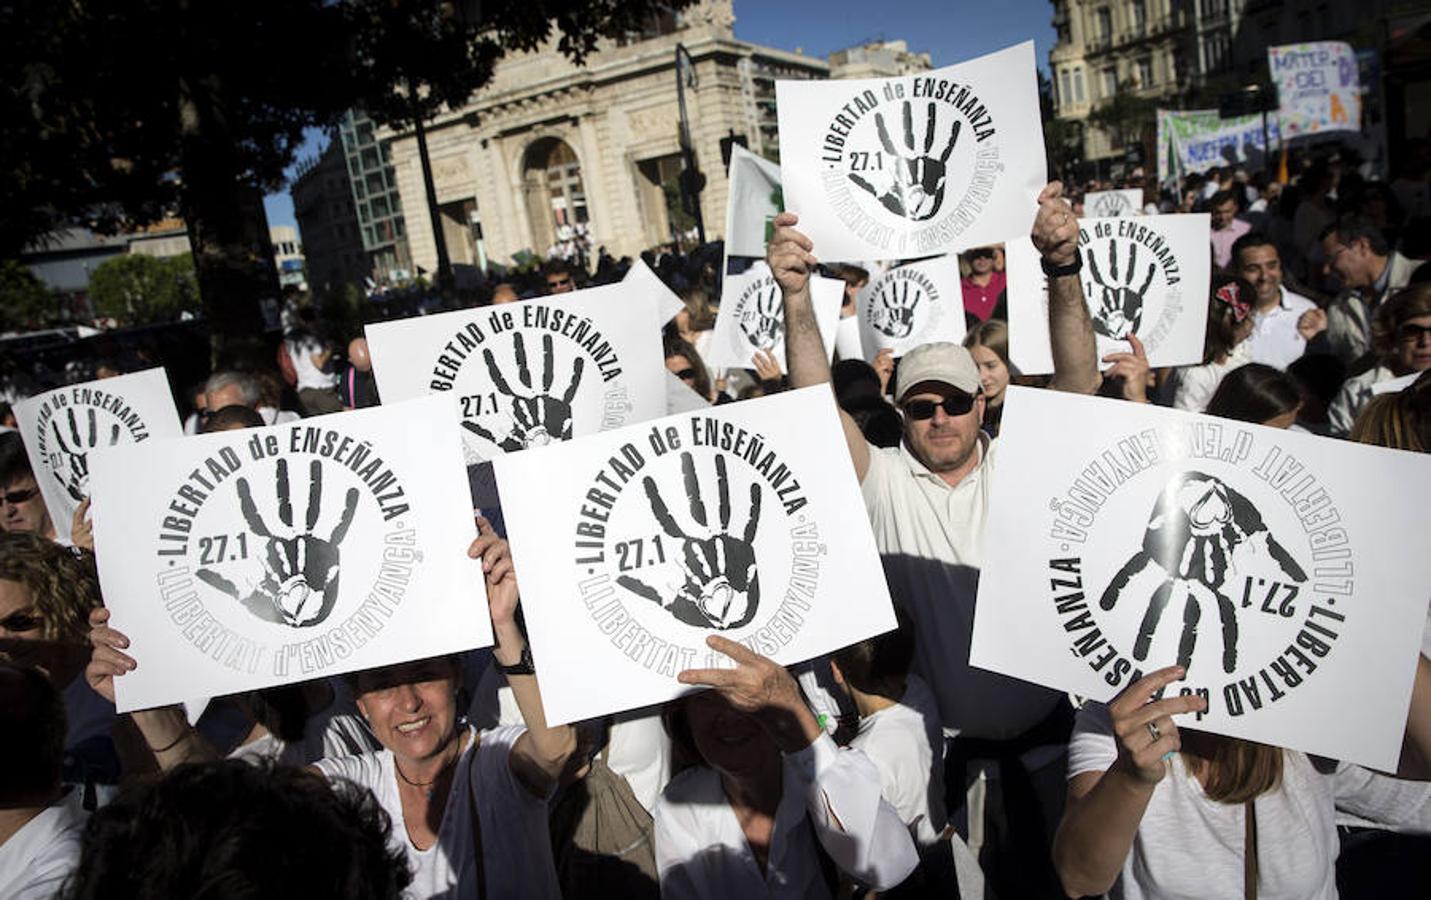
[{"xmin": 0, "ymin": 138, "xmax": 1429, "ymax": 900}]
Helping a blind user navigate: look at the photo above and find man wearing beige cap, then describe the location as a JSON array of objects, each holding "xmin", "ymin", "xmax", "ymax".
[{"xmin": 768, "ymin": 182, "xmax": 1099, "ymax": 898}]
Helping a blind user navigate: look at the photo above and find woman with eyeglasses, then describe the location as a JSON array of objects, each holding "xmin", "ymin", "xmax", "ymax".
[
  {"xmin": 0, "ymin": 433, "xmax": 56, "ymax": 541},
  {"xmin": 1327, "ymin": 283, "xmax": 1431, "ymax": 436},
  {"xmin": 0, "ymin": 531, "xmax": 116, "ymax": 791}
]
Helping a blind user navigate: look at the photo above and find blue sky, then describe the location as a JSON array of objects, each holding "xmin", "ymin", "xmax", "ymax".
[{"xmin": 263, "ymin": 0, "xmax": 1056, "ymax": 230}]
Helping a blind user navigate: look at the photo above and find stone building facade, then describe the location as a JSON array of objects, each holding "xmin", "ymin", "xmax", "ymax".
[{"xmin": 380, "ymin": 1, "xmax": 830, "ymax": 276}]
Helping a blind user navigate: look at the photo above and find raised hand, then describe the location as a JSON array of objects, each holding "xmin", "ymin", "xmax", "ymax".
[
  {"xmin": 1085, "ymin": 240, "xmax": 1157, "ymax": 340},
  {"xmin": 463, "ymin": 332, "xmax": 583, "ymax": 452},
  {"xmin": 870, "ymin": 278, "xmax": 922, "ymax": 338},
  {"xmin": 767, "ymin": 212, "xmax": 818, "ymax": 298},
  {"xmin": 85, "ymin": 606, "xmax": 134, "ymax": 705},
  {"xmin": 50, "ymin": 407, "xmax": 122, "ymax": 502},
  {"xmin": 617, "ymin": 451, "xmax": 762, "ymax": 630},
  {"xmin": 1297, "ymin": 307, "xmax": 1328, "ymax": 341},
  {"xmin": 196, "ymin": 459, "xmax": 359, "ymax": 628},
  {"xmin": 739, "ymin": 285, "xmax": 784, "ymax": 350},
  {"xmin": 1107, "ymin": 666, "xmax": 1207, "ymax": 784},
  {"xmin": 847, "ymin": 100, "xmax": 960, "ymax": 221},
  {"xmin": 1101, "ymin": 333, "xmax": 1151, "ymax": 403},
  {"xmin": 751, "ymin": 348, "xmax": 783, "ymax": 386},
  {"xmin": 677, "ymin": 635, "xmax": 822, "ymax": 753},
  {"xmin": 1099, "ymin": 472, "xmax": 1307, "ymax": 674}
]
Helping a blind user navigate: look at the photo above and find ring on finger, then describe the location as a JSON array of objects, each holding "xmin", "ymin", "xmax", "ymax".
[{"xmin": 1146, "ymin": 721, "xmax": 1160, "ymax": 742}]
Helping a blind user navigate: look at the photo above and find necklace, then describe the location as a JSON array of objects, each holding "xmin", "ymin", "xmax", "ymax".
[{"xmin": 394, "ymin": 728, "xmax": 464, "ymax": 800}]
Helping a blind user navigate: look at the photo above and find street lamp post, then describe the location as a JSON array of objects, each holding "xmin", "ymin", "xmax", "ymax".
[{"xmin": 675, "ymin": 43, "xmax": 706, "ymax": 247}]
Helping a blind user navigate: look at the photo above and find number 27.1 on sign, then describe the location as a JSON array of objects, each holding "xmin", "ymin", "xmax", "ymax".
[
  {"xmin": 1239, "ymin": 576, "xmax": 1298, "ymax": 618},
  {"xmin": 848, "ymin": 151, "xmax": 884, "ymax": 172},
  {"xmin": 614, "ymin": 536, "xmax": 667, "ymax": 572},
  {"xmin": 197, "ymin": 533, "xmax": 249, "ymax": 565},
  {"xmin": 460, "ymin": 393, "xmax": 501, "ymax": 418}
]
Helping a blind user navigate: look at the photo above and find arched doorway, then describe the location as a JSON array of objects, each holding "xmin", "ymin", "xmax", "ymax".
[{"xmin": 521, "ymin": 137, "xmax": 589, "ymax": 256}]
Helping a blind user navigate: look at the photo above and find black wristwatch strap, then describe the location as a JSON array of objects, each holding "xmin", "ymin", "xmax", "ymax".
[
  {"xmin": 1041, "ymin": 253, "xmax": 1083, "ymax": 278},
  {"xmin": 497, "ymin": 643, "xmax": 535, "ymax": 676}
]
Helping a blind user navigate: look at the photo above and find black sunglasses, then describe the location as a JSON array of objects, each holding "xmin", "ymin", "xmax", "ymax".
[
  {"xmin": 1396, "ymin": 323, "xmax": 1431, "ymax": 343},
  {"xmin": 673, "ymin": 368, "xmax": 697, "ymax": 382},
  {"xmin": 1, "ymin": 487, "xmax": 39, "ymax": 505},
  {"xmin": 902, "ymin": 394, "xmax": 977, "ymax": 420},
  {"xmin": 0, "ymin": 609, "xmax": 42, "ymax": 633}
]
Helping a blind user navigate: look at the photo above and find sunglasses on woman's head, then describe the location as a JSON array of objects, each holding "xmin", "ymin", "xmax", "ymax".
[{"xmin": 902, "ymin": 393, "xmax": 976, "ymax": 420}]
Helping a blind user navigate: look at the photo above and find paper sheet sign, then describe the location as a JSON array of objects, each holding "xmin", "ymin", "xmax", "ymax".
[
  {"xmin": 624, "ymin": 258, "xmax": 687, "ymax": 326},
  {"xmin": 776, "ymin": 41, "xmax": 1045, "ymax": 261},
  {"xmin": 1269, "ymin": 42, "xmax": 1361, "ymax": 138},
  {"xmin": 705, "ymin": 262, "xmax": 844, "ymax": 370},
  {"xmin": 971, "ymin": 387, "xmax": 1431, "ymax": 771},
  {"xmin": 493, "ymin": 386, "xmax": 898, "ymax": 725},
  {"xmin": 856, "ymin": 255, "xmax": 966, "ymax": 359},
  {"xmin": 1083, "ymin": 189, "xmax": 1144, "ymax": 218},
  {"xmin": 14, "ymin": 368, "xmax": 182, "ymax": 543},
  {"xmin": 1007, "ymin": 214, "xmax": 1211, "ymax": 374},
  {"xmin": 366, "ymin": 284, "xmax": 665, "ymax": 463},
  {"xmin": 87, "ymin": 396, "xmax": 492, "ymax": 713},
  {"xmin": 724, "ymin": 143, "xmax": 784, "ymax": 259}
]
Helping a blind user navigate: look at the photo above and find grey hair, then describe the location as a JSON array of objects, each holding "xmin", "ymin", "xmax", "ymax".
[{"xmin": 204, "ymin": 370, "xmax": 261, "ymax": 406}]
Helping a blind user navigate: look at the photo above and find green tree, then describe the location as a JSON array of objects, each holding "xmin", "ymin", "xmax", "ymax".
[
  {"xmin": 1088, "ymin": 85, "xmax": 1161, "ymax": 166},
  {"xmin": 2, "ymin": 1, "xmax": 690, "ymax": 361},
  {"xmin": 88, "ymin": 254, "xmax": 201, "ymax": 326},
  {"xmin": 0, "ymin": 260, "xmax": 56, "ymax": 332}
]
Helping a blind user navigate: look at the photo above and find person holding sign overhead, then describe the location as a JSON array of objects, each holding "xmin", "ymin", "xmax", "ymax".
[
  {"xmin": 86, "ymin": 517, "xmax": 575, "ymax": 899},
  {"xmin": 768, "ymin": 181, "xmax": 1101, "ymax": 898},
  {"xmin": 1052, "ymin": 662, "xmax": 1431, "ymax": 900}
]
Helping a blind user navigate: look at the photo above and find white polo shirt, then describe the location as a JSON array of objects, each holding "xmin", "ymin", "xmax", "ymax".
[
  {"xmin": 0, "ymin": 787, "xmax": 85, "ymax": 900},
  {"xmin": 860, "ymin": 437, "xmax": 1063, "ymax": 740},
  {"xmin": 1244, "ymin": 287, "xmax": 1318, "ymax": 371}
]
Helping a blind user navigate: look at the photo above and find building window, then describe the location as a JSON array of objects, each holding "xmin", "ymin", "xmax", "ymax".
[
  {"xmin": 1102, "ymin": 66, "xmax": 1118, "ymax": 99},
  {"xmin": 1137, "ymin": 57, "xmax": 1154, "ymax": 87},
  {"xmin": 1096, "ymin": 7, "xmax": 1112, "ymax": 38},
  {"xmin": 1131, "ymin": 0, "xmax": 1146, "ymax": 35},
  {"xmin": 1073, "ymin": 68, "xmax": 1086, "ymax": 103},
  {"xmin": 1060, "ymin": 69, "xmax": 1073, "ymax": 106}
]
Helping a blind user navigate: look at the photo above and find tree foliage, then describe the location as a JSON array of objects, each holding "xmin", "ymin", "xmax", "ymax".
[
  {"xmin": 0, "ymin": 260, "xmax": 56, "ymax": 333},
  {"xmin": 88, "ymin": 254, "xmax": 201, "ymax": 326},
  {"xmin": 2, "ymin": 0, "xmax": 692, "ymax": 357}
]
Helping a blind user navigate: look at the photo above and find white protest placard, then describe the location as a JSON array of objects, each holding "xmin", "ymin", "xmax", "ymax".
[
  {"xmin": 1269, "ymin": 42, "xmax": 1360, "ymax": 138},
  {"xmin": 624, "ymin": 258, "xmax": 686, "ymax": 326},
  {"xmin": 1084, "ymin": 189, "xmax": 1144, "ymax": 218},
  {"xmin": 776, "ymin": 41, "xmax": 1045, "ymax": 261},
  {"xmin": 856, "ymin": 255, "xmax": 966, "ymax": 359},
  {"xmin": 1007, "ymin": 214, "xmax": 1211, "ymax": 374},
  {"xmin": 87, "ymin": 396, "xmax": 492, "ymax": 712},
  {"xmin": 724, "ymin": 143, "xmax": 784, "ymax": 259},
  {"xmin": 835, "ymin": 315, "xmax": 864, "ymax": 362},
  {"xmin": 14, "ymin": 368, "xmax": 182, "ymax": 543},
  {"xmin": 493, "ymin": 386, "xmax": 897, "ymax": 725},
  {"xmin": 971, "ymin": 388, "xmax": 1430, "ymax": 770},
  {"xmin": 705, "ymin": 262, "xmax": 844, "ymax": 370},
  {"xmin": 366, "ymin": 284, "xmax": 665, "ymax": 463}
]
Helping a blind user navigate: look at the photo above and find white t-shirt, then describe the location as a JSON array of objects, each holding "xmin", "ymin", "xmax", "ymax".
[
  {"xmin": 1170, "ymin": 342, "xmax": 1253, "ymax": 413},
  {"xmin": 313, "ymin": 724, "xmax": 560, "ymax": 900},
  {"xmin": 1070, "ymin": 703, "xmax": 1342, "ymax": 900},
  {"xmin": 1244, "ymin": 288, "xmax": 1318, "ymax": 371},
  {"xmin": 861, "ymin": 437, "xmax": 1063, "ymax": 739},
  {"xmin": 258, "ymin": 405, "xmax": 301, "ymax": 426},
  {"xmin": 286, "ymin": 335, "xmax": 339, "ymax": 391},
  {"xmin": 1328, "ymin": 365, "xmax": 1396, "ymax": 437},
  {"xmin": 0, "ymin": 787, "xmax": 86, "ymax": 900},
  {"xmin": 654, "ymin": 734, "xmax": 918, "ymax": 899},
  {"xmin": 849, "ymin": 674, "xmax": 948, "ymax": 846}
]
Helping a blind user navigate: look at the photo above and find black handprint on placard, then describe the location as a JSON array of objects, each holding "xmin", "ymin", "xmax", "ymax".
[
  {"xmin": 196, "ymin": 459, "xmax": 359, "ymax": 628},
  {"xmin": 463, "ymin": 332, "xmax": 583, "ymax": 452},
  {"xmin": 617, "ymin": 452, "xmax": 763, "ymax": 630},
  {"xmin": 49, "ymin": 408, "xmax": 122, "ymax": 502},
  {"xmin": 1091, "ymin": 192, "xmax": 1132, "ymax": 217},
  {"xmin": 848, "ymin": 100, "xmax": 960, "ymax": 222},
  {"xmin": 738, "ymin": 285, "xmax": 783, "ymax": 351},
  {"xmin": 1084, "ymin": 241, "xmax": 1157, "ymax": 340},
  {"xmin": 1099, "ymin": 472, "xmax": 1306, "ymax": 674},
  {"xmin": 870, "ymin": 280, "xmax": 923, "ymax": 339}
]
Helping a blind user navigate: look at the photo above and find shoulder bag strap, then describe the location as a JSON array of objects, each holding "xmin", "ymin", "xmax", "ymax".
[
  {"xmin": 464, "ymin": 741, "xmax": 488, "ymax": 900},
  {"xmin": 1244, "ymin": 799, "xmax": 1258, "ymax": 900}
]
